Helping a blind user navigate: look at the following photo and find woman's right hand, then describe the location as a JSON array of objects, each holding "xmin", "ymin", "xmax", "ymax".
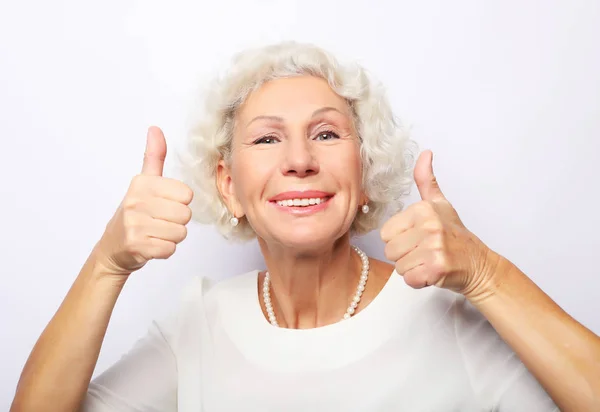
[{"xmin": 94, "ymin": 126, "xmax": 194, "ymax": 277}]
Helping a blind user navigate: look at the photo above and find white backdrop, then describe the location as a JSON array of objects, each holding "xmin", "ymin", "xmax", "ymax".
[{"xmin": 1, "ymin": 0, "xmax": 599, "ymax": 408}]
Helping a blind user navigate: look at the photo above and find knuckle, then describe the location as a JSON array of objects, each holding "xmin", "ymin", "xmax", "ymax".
[
  {"xmin": 176, "ymin": 225, "xmax": 188, "ymax": 243},
  {"xmin": 380, "ymin": 220, "xmax": 396, "ymax": 242},
  {"xmin": 158, "ymin": 242, "xmax": 176, "ymax": 259},
  {"xmin": 122, "ymin": 197, "xmax": 143, "ymax": 212},
  {"xmin": 384, "ymin": 242, "xmax": 395, "ymax": 261},
  {"xmin": 130, "ymin": 174, "xmax": 147, "ymax": 189},
  {"xmin": 422, "ymin": 218, "xmax": 443, "ymax": 233},
  {"xmin": 182, "ymin": 186, "xmax": 194, "ymax": 205},
  {"xmin": 416, "ymin": 201, "xmax": 435, "ymax": 215},
  {"xmin": 428, "ymin": 236, "xmax": 444, "ymax": 251},
  {"xmin": 167, "ymin": 180, "xmax": 193, "ymax": 205},
  {"xmin": 404, "ymin": 203, "xmax": 419, "ymax": 216},
  {"xmin": 380, "ymin": 226, "xmax": 391, "ymax": 242},
  {"xmin": 123, "ymin": 222, "xmax": 144, "ymax": 246},
  {"xmin": 122, "ymin": 233, "xmax": 140, "ymax": 255},
  {"xmin": 182, "ymin": 206, "xmax": 193, "ymax": 224},
  {"xmin": 394, "ymin": 261, "xmax": 404, "ymax": 275},
  {"xmin": 430, "ymin": 253, "xmax": 447, "ymax": 273},
  {"xmin": 123, "ymin": 211, "xmax": 141, "ymax": 230}
]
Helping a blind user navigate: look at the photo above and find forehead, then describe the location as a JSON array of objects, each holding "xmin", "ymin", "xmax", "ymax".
[{"xmin": 237, "ymin": 76, "xmax": 352, "ymax": 122}]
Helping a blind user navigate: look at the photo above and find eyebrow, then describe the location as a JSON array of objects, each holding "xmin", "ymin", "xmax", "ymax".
[{"xmin": 245, "ymin": 106, "xmax": 346, "ymax": 129}]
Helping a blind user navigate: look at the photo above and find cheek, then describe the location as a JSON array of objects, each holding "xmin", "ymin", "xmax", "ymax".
[
  {"xmin": 231, "ymin": 153, "xmax": 273, "ymax": 205},
  {"xmin": 328, "ymin": 145, "xmax": 362, "ymax": 186}
]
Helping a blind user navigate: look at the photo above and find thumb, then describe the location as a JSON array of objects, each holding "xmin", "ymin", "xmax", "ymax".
[
  {"xmin": 414, "ymin": 150, "xmax": 445, "ymax": 201},
  {"xmin": 141, "ymin": 126, "xmax": 167, "ymax": 176}
]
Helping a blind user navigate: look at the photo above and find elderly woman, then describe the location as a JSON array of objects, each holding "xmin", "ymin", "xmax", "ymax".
[{"xmin": 11, "ymin": 42, "xmax": 600, "ymax": 411}]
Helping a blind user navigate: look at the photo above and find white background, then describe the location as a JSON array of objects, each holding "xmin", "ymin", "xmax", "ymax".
[{"xmin": 1, "ymin": 0, "xmax": 599, "ymax": 408}]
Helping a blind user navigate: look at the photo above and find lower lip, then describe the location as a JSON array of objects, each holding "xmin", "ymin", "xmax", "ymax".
[{"xmin": 270, "ymin": 197, "xmax": 332, "ymax": 216}]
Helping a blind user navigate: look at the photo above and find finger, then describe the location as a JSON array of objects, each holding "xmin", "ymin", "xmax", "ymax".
[
  {"xmin": 401, "ymin": 264, "xmax": 430, "ymax": 289},
  {"xmin": 146, "ymin": 237, "xmax": 177, "ymax": 260},
  {"xmin": 147, "ymin": 219, "xmax": 188, "ymax": 244},
  {"xmin": 380, "ymin": 209, "xmax": 415, "ymax": 242},
  {"xmin": 134, "ymin": 177, "xmax": 194, "ymax": 205},
  {"xmin": 154, "ymin": 178, "xmax": 194, "ymax": 205},
  {"xmin": 141, "ymin": 126, "xmax": 167, "ymax": 176},
  {"xmin": 383, "ymin": 227, "xmax": 426, "ymax": 262},
  {"xmin": 144, "ymin": 197, "xmax": 192, "ymax": 225},
  {"xmin": 414, "ymin": 150, "xmax": 446, "ymax": 202},
  {"xmin": 394, "ymin": 246, "xmax": 427, "ymax": 277}
]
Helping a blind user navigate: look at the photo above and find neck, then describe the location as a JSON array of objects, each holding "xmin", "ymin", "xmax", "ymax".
[{"xmin": 258, "ymin": 234, "xmax": 364, "ymax": 329}]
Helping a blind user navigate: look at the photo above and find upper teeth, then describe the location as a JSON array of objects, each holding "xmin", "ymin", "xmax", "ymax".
[{"xmin": 276, "ymin": 198, "xmax": 326, "ymax": 207}]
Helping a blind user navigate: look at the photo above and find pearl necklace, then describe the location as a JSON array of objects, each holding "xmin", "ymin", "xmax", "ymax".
[{"xmin": 262, "ymin": 245, "xmax": 370, "ymax": 327}]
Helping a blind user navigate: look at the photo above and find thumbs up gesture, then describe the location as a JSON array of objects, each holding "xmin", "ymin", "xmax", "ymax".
[
  {"xmin": 380, "ymin": 150, "xmax": 497, "ymax": 296},
  {"xmin": 94, "ymin": 126, "xmax": 194, "ymax": 277}
]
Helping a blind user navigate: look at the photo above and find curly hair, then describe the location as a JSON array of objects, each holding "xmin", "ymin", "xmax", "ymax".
[{"xmin": 176, "ymin": 41, "xmax": 418, "ymax": 241}]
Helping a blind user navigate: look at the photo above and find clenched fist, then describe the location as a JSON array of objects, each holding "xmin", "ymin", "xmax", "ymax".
[{"xmin": 94, "ymin": 126, "xmax": 194, "ymax": 277}]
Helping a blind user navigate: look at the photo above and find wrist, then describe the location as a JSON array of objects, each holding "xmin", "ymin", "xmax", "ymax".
[
  {"xmin": 462, "ymin": 248, "xmax": 512, "ymax": 304},
  {"xmin": 86, "ymin": 246, "xmax": 131, "ymax": 289}
]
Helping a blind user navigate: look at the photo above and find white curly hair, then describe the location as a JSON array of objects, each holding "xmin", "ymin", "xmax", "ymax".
[{"xmin": 176, "ymin": 41, "xmax": 418, "ymax": 241}]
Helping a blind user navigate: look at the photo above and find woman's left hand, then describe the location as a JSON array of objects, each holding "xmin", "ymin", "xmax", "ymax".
[{"xmin": 380, "ymin": 150, "xmax": 501, "ymax": 297}]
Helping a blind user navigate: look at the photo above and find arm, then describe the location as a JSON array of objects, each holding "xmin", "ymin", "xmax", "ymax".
[
  {"xmin": 11, "ymin": 126, "xmax": 193, "ymax": 411},
  {"xmin": 380, "ymin": 150, "xmax": 599, "ymax": 410},
  {"xmin": 468, "ymin": 251, "xmax": 600, "ymax": 412},
  {"xmin": 10, "ymin": 247, "xmax": 128, "ymax": 412},
  {"xmin": 81, "ymin": 312, "xmax": 177, "ymax": 412}
]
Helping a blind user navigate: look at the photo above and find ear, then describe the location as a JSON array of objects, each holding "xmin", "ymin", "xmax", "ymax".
[{"xmin": 216, "ymin": 159, "xmax": 244, "ymax": 218}]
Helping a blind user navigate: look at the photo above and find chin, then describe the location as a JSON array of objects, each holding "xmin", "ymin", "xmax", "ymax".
[{"xmin": 272, "ymin": 225, "xmax": 347, "ymax": 253}]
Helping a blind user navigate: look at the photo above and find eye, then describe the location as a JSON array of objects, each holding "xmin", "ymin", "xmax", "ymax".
[
  {"xmin": 254, "ymin": 135, "xmax": 280, "ymax": 144},
  {"xmin": 314, "ymin": 130, "xmax": 340, "ymax": 141}
]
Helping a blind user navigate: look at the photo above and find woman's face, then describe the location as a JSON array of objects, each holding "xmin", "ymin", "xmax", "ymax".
[{"xmin": 219, "ymin": 75, "xmax": 364, "ymax": 250}]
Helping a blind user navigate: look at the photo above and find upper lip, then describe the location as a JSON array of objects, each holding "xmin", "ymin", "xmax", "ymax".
[{"xmin": 269, "ymin": 190, "xmax": 334, "ymax": 202}]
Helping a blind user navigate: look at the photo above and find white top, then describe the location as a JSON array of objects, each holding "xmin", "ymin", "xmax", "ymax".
[{"xmin": 82, "ymin": 269, "xmax": 558, "ymax": 411}]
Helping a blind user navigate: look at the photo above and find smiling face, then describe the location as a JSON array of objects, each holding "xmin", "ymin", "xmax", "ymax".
[{"xmin": 217, "ymin": 76, "xmax": 365, "ymax": 251}]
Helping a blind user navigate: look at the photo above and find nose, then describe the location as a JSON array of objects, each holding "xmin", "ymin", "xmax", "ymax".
[{"xmin": 281, "ymin": 135, "xmax": 320, "ymax": 178}]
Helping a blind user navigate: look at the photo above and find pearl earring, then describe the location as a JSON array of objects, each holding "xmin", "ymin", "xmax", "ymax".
[
  {"xmin": 361, "ymin": 204, "xmax": 370, "ymax": 214},
  {"xmin": 230, "ymin": 216, "xmax": 239, "ymax": 227}
]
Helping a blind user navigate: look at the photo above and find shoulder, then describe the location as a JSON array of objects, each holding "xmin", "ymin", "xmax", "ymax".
[
  {"xmin": 156, "ymin": 270, "xmax": 259, "ymax": 341},
  {"xmin": 202, "ymin": 269, "xmax": 259, "ymax": 305},
  {"xmin": 176, "ymin": 269, "xmax": 259, "ymax": 304}
]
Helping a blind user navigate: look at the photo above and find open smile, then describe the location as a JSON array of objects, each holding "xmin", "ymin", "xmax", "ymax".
[{"xmin": 268, "ymin": 191, "xmax": 334, "ymax": 216}]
